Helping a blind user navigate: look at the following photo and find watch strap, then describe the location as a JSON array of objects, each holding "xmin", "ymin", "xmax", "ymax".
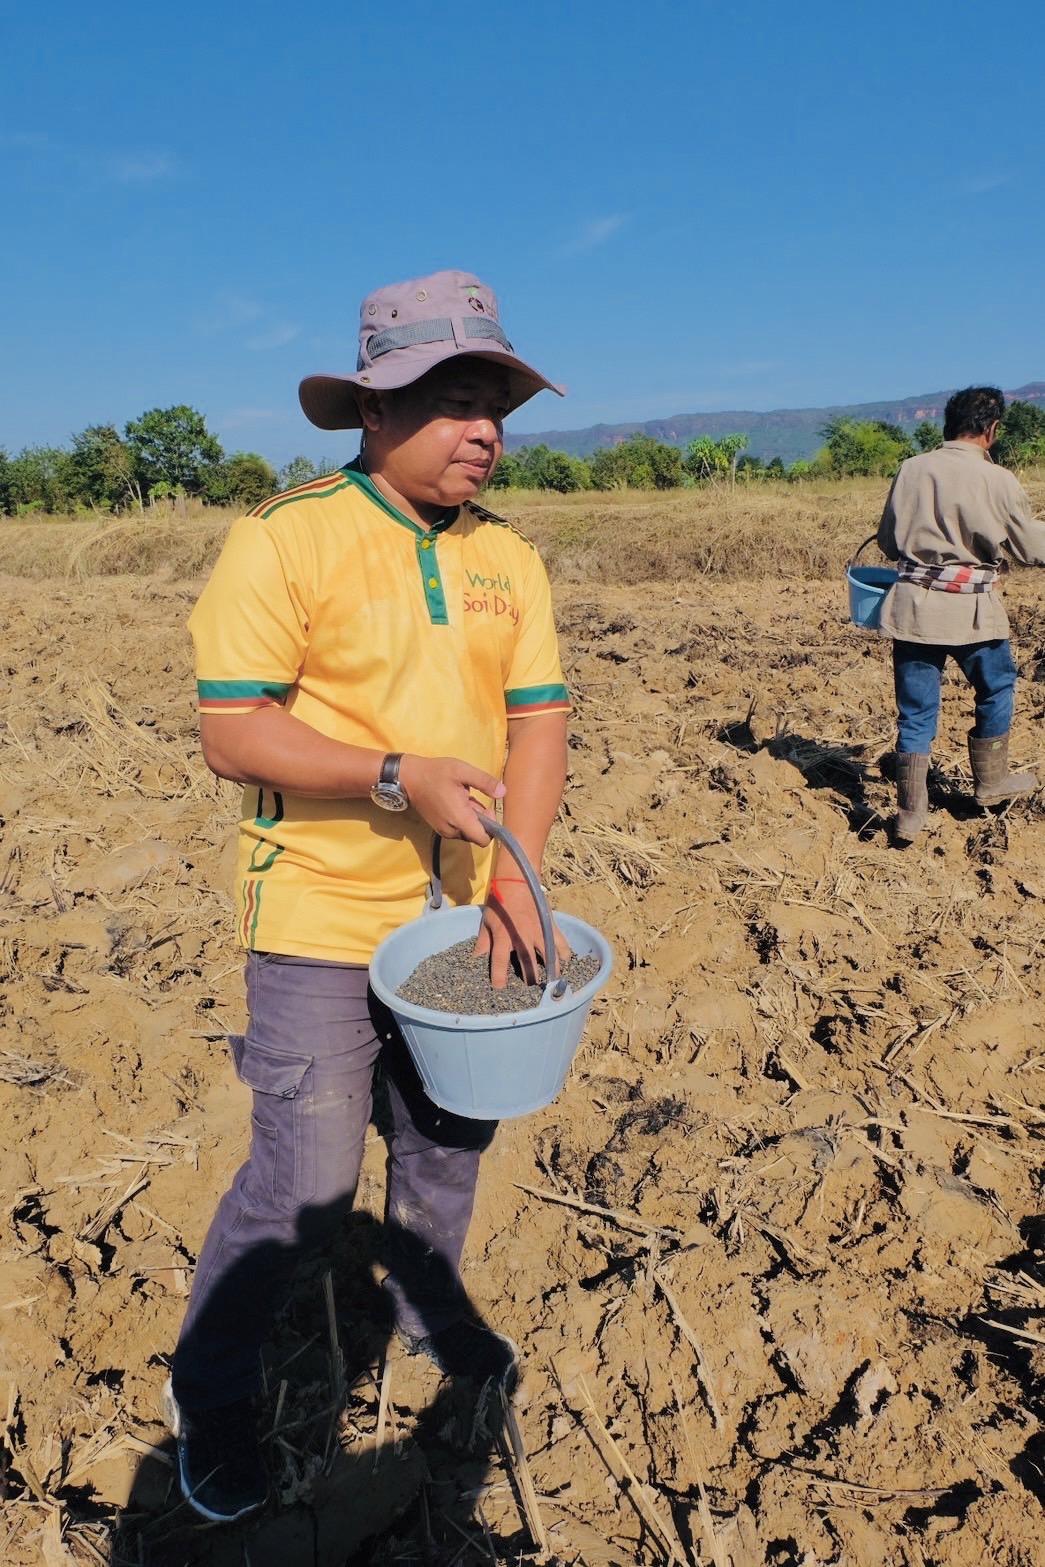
[{"xmin": 380, "ymin": 753, "xmax": 403, "ymax": 787}]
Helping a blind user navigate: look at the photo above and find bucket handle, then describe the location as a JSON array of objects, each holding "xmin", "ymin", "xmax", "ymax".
[
  {"xmin": 848, "ymin": 534, "xmax": 882, "ymax": 569},
  {"xmin": 429, "ymin": 815, "xmax": 568, "ymax": 1000}
]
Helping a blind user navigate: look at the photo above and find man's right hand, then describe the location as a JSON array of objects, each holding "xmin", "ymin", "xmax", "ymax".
[{"xmin": 398, "ymin": 755, "xmax": 505, "ymax": 845}]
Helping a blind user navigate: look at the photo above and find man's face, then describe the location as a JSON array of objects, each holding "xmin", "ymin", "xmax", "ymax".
[{"xmin": 365, "ymin": 360, "xmax": 512, "ymax": 508}]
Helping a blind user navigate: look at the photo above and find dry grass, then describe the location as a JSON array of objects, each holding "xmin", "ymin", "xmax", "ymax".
[
  {"xmin": 0, "ymin": 509, "xmax": 225, "ymax": 580},
  {"xmin": 4, "ymin": 470, "xmax": 1041, "ymax": 583}
]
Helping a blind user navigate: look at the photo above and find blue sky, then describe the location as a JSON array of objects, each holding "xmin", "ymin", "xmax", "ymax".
[{"xmin": 3, "ymin": 0, "xmax": 1043, "ymax": 467}]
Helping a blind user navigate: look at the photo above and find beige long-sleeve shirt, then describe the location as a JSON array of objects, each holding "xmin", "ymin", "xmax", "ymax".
[{"xmin": 876, "ymin": 441, "xmax": 1045, "ymax": 644}]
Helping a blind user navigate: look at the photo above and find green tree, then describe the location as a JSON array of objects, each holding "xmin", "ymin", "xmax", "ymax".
[
  {"xmin": 588, "ymin": 444, "xmax": 624, "ymax": 488},
  {"xmin": 684, "ymin": 436, "xmax": 726, "ymax": 482},
  {"xmin": 0, "ymin": 448, "xmax": 11, "ymax": 515},
  {"xmin": 488, "ymin": 451, "xmax": 525, "ymax": 489},
  {"xmin": 592, "ymin": 435, "xmax": 683, "ymax": 489},
  {"xmin": 875, "ymin": 420, "xmax": 916, "ymax": 457},
  {"xmin": 765, "ymin": 455, "xmax": 786, "ymax": 478},
  {"xmin": 913, "ymin": 419, "xmax": 942, "ymax": 453},
  {"xmin": 994, "ymin": 399, "xmax": 1045, "ymax": 468},
  {"xmin": 818, "ymin": 418, "xmax": 914, "ymax": 477},
  {"xmin": 718, "ymin": 432, "xmax": 748, "ymax": 487},
  {"xmin": 6, "ymin": 446, "xmax": 79, "ymax": 513},
  {"xmin": 684, "ymin": 433, "xmax": 748, "ymax": 484},
  {"xmin": 538, "ymin": 449, "xmax": 590, "ymax": 492},
  {"xmin": 278, "ymin": 455, "xmax": 318, "ymax": 489},
  {"xmin": 519, "ymin": 446, "xmax": 558, "ymax": 488},
  {"xmin": 124, "ymin": 405, "xmax": 224, "ymax": 497},
  {"xmin": 203, "ymin": 452, "xmax": 276, "ymax": 509},
  {"xmin": 70, "ymin": 424, "xmax": 140, "ymax": 510},
  {"xmin": 514, "ymin": 444, "xmax": 591, "ymax": 492}
]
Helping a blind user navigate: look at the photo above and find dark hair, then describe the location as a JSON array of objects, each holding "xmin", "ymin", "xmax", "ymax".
[{"xmin": 943, "ymin": 386, "xmax": 1005, "ymax": 441}]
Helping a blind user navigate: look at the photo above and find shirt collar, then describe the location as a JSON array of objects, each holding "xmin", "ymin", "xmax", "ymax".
[
  {"xmin": 942, "ymin": 440, "xmax": 990, "ymax": 461},
  {"xmin": 343, "ymin": 458, "xmax": 459, "ymax": 536}
]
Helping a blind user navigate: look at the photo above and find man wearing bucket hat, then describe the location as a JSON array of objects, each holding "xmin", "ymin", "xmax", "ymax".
[
  {"xmin": 876, "ymin": 386, "xmax": 1045, "ymax": 843},
  {"xmin": 168, "ymin": 270, "xmax": 571, "ymax": 1521}
]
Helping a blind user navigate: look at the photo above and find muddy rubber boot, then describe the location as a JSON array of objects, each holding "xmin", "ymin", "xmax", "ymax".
[
  {"xmin": 894, "ymin": 752, "xmax": 930, "ymax": 843},
  {"xmin": 968, "ymin": 733, "xmax": 1038, "ymax": 805}
]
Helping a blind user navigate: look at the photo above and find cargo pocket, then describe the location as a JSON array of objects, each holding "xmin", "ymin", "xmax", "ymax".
[{"xmin": 233, "ymin": 1035, "xmax": 317, "ymax": 1214}]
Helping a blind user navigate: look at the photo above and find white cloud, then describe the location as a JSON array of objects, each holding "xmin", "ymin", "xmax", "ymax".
[
  {"xmin": 245, "ymin": 324, "xmax": 300, "ymax": 351},
  {"xmin": 564, "ymin": 213, "xmax": 628, "ymax": 255},
  {"xmin": 193, "ymin": 294, "xmax": 266, "ymax": 336},
  {"xmin": 958, "ymin": 172, "xmax": 1013, "ymax": 196},
  {"xmin": 106, "ymin": 151, "xmax": 181, "ymax": 184},
  {"xmin": 222, "ymin": 295, "xmax": 267, "ymax": 325},
  {"xmin": 1, "ymin": 132, "xmax": 182, "ymax": 185}
]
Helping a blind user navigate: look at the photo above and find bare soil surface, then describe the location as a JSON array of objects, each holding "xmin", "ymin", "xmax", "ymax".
[{"xmin": 1, "ymin": 570, "xmax": 1044, "ymax": 1566}]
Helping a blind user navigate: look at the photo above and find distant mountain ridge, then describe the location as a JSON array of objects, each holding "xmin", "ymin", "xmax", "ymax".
[{"xmin": 506, "ymin": 382, "xmax": 1045, "ymax": 466}]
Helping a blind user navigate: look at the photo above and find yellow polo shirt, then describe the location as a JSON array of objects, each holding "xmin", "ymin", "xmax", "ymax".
[{"xmin": 188, "ymin": 462, "xmax": 569, "ymax": 962}]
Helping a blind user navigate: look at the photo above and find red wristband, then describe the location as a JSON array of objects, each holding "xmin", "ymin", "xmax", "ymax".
[{"xmin": 488, "ymin": 877, "xmax": 526, "ymax": 903}]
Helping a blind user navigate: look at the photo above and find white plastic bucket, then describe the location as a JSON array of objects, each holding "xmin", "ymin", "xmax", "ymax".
[
  {"xmin": 846, "ymin": 536, "xmax": 897, "ymax": 629},
  {"xmin": 369, "ymin": 817, "xmax": 612, "ymax": 1120}
]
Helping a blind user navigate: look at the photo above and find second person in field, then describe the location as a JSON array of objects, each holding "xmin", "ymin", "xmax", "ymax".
[{"xmin": 876, "ymin": 385, "xmax": 1045, "ymax": 842}]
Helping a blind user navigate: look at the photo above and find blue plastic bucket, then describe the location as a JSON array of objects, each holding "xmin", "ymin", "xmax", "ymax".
[
  {"xmin": 846, "ymin": 536, "xmax": 897, "ymax": 629},
  {"xmin": 369, "ymin": 817, "xmax": 612, "ymax": 1119}
]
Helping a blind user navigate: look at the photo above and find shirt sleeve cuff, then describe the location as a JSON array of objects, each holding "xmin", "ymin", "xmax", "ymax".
[
  {"xmin": 197, "ymin": 679, "xmax": 292, "ymax": 714},
  {"xmin": 505, "ymin": 682, "xmax": 570, "ymax": 717}
]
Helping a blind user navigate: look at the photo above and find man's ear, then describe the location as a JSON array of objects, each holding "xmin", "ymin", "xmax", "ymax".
[{"xmin": 358, "ymin": 390, "xmax": 385, "ymax": 433}]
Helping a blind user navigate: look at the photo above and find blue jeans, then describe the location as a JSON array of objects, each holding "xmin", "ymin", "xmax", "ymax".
[
  {"xmin": 171, "ymin": 953, "xmax": 496, "ymax": 1411},
  {"xmin": 893, "ymin": 639, "xmax": 1017, "ymax": 755}
]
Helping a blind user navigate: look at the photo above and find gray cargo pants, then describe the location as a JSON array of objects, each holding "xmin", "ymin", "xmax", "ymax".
[{"xmin": 171, "ymin": 953, "xmax": 496, "ymax": 1411}]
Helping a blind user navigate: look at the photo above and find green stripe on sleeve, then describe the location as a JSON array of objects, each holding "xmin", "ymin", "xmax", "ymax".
[
  {"xmin": 505, "ymin": 683, "xmax": 570, "ymax": 709},
  {"xmin": 197, "ymin": 679, "xmax": 292, "ymax": 701}
]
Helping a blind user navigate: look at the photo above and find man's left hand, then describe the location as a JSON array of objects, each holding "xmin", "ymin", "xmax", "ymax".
[{"xmin": 474, "ymin": 880, "xmax": 571, "ymax": 989}]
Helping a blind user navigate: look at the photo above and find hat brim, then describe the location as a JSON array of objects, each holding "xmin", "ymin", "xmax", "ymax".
[{"xmin": 298, "ymin": 346, "xmax": 564, "ymax": 431}]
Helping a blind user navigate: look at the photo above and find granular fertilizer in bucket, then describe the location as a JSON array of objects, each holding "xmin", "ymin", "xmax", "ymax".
[
  {"xmin": 371, "ymin": 814, "xmax": 613, "ymax": 1117},
  {"xmin": 397, "ymin": 939, "xmax": 602, "ymax": 1016}
]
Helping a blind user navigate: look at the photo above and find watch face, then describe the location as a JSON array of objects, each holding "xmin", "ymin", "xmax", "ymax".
[{"xmin": 371, "ymin": 783, "xmax": 410, "ymax": 813}]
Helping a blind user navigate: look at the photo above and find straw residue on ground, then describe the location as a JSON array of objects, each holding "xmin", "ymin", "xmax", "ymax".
[{"xmin": 1, "ymin": 549, "xmax": 1044, "ymax": 1564}]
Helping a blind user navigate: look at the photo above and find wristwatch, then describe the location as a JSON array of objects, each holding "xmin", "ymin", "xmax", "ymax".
[{"xmin": 370, "ymin": 753, "xmax": 410, "ymax": 812}]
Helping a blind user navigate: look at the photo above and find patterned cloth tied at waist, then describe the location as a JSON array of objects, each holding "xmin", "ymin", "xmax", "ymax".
[{"xmin": 897, "ymin": 557, "xmax": 1007, "ymax": 594}]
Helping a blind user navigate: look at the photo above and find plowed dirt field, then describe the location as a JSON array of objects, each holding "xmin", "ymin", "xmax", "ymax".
[{"xmin": 2, "ymin": 566, "xmax": 1043, "ymax": 1565}]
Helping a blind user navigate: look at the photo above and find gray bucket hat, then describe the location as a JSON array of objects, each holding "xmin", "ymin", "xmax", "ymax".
[{"xmin": 299, "ymin": 268, "xmax": 564, "ymax": 431}]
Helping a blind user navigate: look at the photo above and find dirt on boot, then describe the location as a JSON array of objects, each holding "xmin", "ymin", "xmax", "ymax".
[
  {"xmin": 968, "ymin": 732, "xmax": 1037, "ymax": 803},
  {"xmin": 894, "ymin": 751, "xmax": 930, "ymax": 842},
  {"xmin": 397, "ymin": 940, "xmax": 602, "ymax": 1015}
]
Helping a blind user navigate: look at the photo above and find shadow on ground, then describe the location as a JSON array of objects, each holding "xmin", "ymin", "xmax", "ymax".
[
  {"xmin": 106, "ymin": 1209, "xmax": 533, "ymax": 1566},
  {"xmin": 717, "ymin": 717, "xmax": 887, "ymax": 838},
  {"xmin": 103, "ymin": 1057, "xmax": 536, "ymax": 1567}
]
